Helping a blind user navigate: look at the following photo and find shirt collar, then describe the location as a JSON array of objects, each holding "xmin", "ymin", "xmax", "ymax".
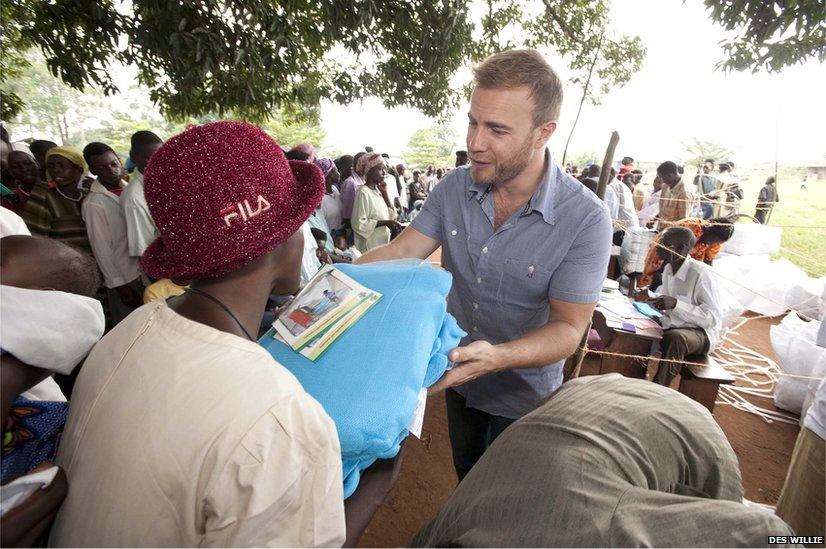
[
  {"xmin": 466, "ymin": 149, "xmax": 556, "ymax": 225},
  {"xmin": 90, "ymin": 180, "xmax": 122, "ymax": 200},
  {"xmin": 673, "ymin": 257, "xmax": 693, "ymax": 281}
]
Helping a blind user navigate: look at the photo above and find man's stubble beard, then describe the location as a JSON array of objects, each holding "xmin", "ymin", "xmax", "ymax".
[{"xmin": 470, "ymin": 134, "xmax": 535, "ymax": 187}]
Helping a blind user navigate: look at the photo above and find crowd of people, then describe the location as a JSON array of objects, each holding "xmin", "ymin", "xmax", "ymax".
[{"xmin": 0, "ymin": 47, "xmax": 821, "ymax": 547}]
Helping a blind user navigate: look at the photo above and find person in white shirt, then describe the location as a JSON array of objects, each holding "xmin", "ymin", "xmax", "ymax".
[
  {"xmin": 604, "ymin": 174, "xmax": 640, "ymax": 244},
  {"xmin": 315, "ymin": 158, "xmax": 344, "ymax": 235},
  {"xmin": 82, "ymin": 142, "xmax": 143, "ymax": 323},
  {"xmin": 647, "ymin": 227, "xmax": 724, "ymax": 386},
  {"xmin": 333, "ymin": 233, "xmax": 363, "ymax": 261},
  {"xmin": 120, "ymin": 131, "xmax": 163, "ymax": 258},
  {"xmin": 637, "ymin": 175, "xmax": 662, "ymax": 227},
  {"xmin": 50, "ymin": 121, "xmax": 345, "ymax": 547}
]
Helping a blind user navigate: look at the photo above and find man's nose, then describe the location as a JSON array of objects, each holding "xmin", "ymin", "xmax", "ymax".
[{"xmin": 467, "ymin": 129, "xmax": 486, "ymax": 152}]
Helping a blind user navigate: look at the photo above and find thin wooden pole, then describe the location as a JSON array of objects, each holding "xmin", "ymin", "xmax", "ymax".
[{"xmin": 596, "ymin": 131, "xmax": 620, "ymax": 200}]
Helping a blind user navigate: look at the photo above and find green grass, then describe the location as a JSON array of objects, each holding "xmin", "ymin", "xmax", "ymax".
[{"xmin": 734, "ymin": 166, "xmax": 826, "ymax": 277}]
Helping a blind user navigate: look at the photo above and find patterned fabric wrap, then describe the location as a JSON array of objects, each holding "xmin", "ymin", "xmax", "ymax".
[
  {"xmin": 2, "ymin": 397, "xmax": 69, "ymax": 483},
  {"xmin": 259, "ymin": 260, "xmax": 466, "ymax": 498},
  {"xmin": 640, "ymin": 218, "xmax": 722, "ymax": 287}
]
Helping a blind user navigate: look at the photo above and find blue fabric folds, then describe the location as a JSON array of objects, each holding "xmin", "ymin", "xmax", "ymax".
[{"xmin": 259, "ymin": 260, "xmax": 466, "ymax": 498}]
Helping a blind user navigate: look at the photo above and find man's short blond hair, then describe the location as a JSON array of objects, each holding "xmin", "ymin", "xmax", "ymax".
[{"xmin": 472, "ymin": 49, "xmax": 563, "ymax": 128}]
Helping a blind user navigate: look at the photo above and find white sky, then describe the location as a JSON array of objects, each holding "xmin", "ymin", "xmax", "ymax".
[
  {"xmin": 321, "ymin": 0, "xmax": 826, "ymax": 166},
  {"xmin": 16, "ymin": 0, "xmax": 824, "ymax": 166}
]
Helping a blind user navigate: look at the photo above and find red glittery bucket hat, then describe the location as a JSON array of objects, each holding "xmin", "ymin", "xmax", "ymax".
[{"xmin": 140, "ymin": 121, "xmax": 324, "ymax": 280}]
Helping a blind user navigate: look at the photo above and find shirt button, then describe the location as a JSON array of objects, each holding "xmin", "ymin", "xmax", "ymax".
[
  {"xmin": 473, "ymin": 326, "xmax": 478, "ymax": 331},
  {"xmin": 451, "ymin": 229, "xmax": 457, "ymax": 236},
  {"xmin": 476, "ymin": 277, "xmax": 482, "ymax": 284},
  {"xmin": 482, "ymin": 246, "xmax": 488, "ymax": 253},
  {"xmin": 473, "ymin": 303, "xmax": 479, "ymax": 309}
]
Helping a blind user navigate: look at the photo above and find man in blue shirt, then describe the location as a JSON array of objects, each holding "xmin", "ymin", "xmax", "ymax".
[{"xmin": 357, "ymin": 49, "xmax": 612, "ymax": 479}]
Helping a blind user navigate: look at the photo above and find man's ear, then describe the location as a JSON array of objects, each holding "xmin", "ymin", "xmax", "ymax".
[{"xmin": 535, "ymin": 120, "xmax": 557, "ymax": 149}]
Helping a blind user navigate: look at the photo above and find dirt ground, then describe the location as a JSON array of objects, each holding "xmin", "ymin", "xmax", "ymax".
[{"xmin": 358, "ymin": 311, "xmax": 801, "ymax": 547}]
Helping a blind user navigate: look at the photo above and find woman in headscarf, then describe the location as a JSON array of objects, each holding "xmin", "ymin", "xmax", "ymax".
[
  {"xmin": 287, "ymin": 143, "xmax": 317, "ymax": 163},
  {"xmin": 20, "ymin": 146, "xmax": 92, "ymax": 255},
  {"xmin": 351, "ymin": 153, "xmax": 401, "ymax": 253},
  {"xmin": 639, "ymin": 217, "xmax": 735, "ymax": 289}
]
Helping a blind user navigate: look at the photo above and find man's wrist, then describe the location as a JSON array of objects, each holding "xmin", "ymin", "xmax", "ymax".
[{"xmin": 488, "ymin": 343, "xmax": 512, "ymax": 372}]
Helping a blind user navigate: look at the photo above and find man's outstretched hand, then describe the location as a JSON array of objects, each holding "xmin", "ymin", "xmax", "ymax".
[{"xmin": 428, "ymin": 340, "xmax": 501, "ymax": 394}]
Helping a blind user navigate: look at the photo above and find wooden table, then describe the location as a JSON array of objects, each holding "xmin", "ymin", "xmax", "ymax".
[{"xmin": 591, "ymin": 309, "xmax": 659, "ymax": 378}]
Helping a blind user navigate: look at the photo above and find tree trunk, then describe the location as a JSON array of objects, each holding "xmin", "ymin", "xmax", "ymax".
[{"xmin": 563, "ymin": 32, "xmax": 605, "ymax": 166}]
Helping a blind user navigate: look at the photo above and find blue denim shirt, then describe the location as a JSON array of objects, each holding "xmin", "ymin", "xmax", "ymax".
[{"xmin": 411, "ymin": 150, "xmax": 612, "ymax": 418}]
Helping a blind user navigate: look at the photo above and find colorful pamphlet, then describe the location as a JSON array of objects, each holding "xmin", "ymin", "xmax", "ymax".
[{"xmin": 272, "ymin": 265, "xmax": 382, "ymax": 361}]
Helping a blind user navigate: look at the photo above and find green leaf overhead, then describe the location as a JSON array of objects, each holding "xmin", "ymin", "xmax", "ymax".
[{"xmin": 7, "ymin": 1, "xmax": 817, "ymax": 122}]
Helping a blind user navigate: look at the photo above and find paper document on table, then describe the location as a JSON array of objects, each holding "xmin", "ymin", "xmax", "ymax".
[{"xmin": 599, "ymin": 299, "xmax": 647, "ymax": 320}]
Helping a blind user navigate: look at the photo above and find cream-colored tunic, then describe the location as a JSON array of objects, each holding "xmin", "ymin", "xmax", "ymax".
[
  {"xmin": 352, "ymin": 184, "xmax": 397, "ymax": 253},
  {"xmin": 50, "ymin": 300, "xmax": 345, "ymax": 547}
]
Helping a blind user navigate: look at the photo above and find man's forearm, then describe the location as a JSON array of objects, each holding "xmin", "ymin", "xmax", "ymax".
[
  {"xmin": 355, "ymin": 241, "xmax": 402, "ymax": 264},
  {"xmin": 494, "ymin": 319, "xmax": 585, "ymax": 371}
]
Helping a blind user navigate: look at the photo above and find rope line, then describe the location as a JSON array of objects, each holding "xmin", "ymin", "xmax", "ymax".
[
  {"xmin": 778, "ymin": 246, "xmax": 826, "ymax": 269},
  {"xmin": 581, "ymin": 348, "xmax": 823, "ymax": 381}
]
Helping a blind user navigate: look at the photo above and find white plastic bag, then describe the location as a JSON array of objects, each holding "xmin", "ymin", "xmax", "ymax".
[
  {"xmin": 712, "ymin": 255, "xmax": 808, "ymax": 317},
  {"xmin": 785, "ymin": 276, "xmax": 826, "ymax": 320},
  {"xmin": 721, "ymin": 224, "xmax": 782, "ymax": 256},
  {"xmin": 619, "ymin": 227, "xmax": 656, "ymax": 275},
  {"xmin": 771, "ymin": 313, "xmax": 826, "ymax": 414}
]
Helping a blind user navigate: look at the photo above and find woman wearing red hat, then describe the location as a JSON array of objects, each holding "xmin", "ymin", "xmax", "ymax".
[{"xmin": 50, "ymin": 122, "xmax": 346, "ymax": 547}]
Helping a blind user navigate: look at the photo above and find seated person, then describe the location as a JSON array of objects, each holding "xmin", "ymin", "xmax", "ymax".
[
  {"xmin": 49, "ymin": 122, "xmax": 345, "ymax": 547},
  {"xmin": 334, "ymin": 233, "xmax": 362, "ymax": 262},
  {"xmin": 1, "ymin": 234, "xmax": 105, "ymax": 547},
  {"xmin": 412, "ymin": 374, "xmax": 795, "ymax": 547},
  {"xmin": 640, "ymin": 217, "xmax": 734, "ymax": 289},
  {"xmin": 311, "ymin": 227, "xmax": 352, "ymax": 264},
  {"xmin": 1, "ymin": 235, "xmax": 105, "ymax": 481},
  {"xmin": 647, "ymin": 227, "xmax": 725, "ymax": 387}
]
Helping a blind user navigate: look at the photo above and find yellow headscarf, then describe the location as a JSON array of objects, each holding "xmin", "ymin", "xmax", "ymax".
[{"xmin": 44, "ymin": 146, "xmax": 87, "ymax": 180}]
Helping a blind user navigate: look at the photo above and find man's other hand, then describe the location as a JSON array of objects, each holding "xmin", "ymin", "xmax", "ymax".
[
  {"xmin": 652, "ymin": 295, "xmax": 677, "ymax": 310},
  {"xmin": 428, "ymin": 340, "xmax": 500, "ymax": 394}
]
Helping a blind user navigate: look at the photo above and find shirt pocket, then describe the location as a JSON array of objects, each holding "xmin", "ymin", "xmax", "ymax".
[
  {"xmin": 496, "ymin": 258, "xmax": 552, "ymax": 312},
  {"xmin": 445, "ymin": 222, "xmax": 481, "ymax": 266}
]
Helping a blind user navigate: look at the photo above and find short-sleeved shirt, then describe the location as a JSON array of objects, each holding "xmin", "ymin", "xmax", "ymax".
[
  {"xmin": 658, "ymin": 179, "xmax": 693, "ymax": 223},
  {"xmin": 50, "ymin": 301, "xmax": 345, "ymax": 547},
  {"xmin": 120, "ymin": 170, "xmax": 159, "ymax": 257},
  {"xmin": 411, "ymin": 150, "xmax": 612, "ymax": 418}
]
